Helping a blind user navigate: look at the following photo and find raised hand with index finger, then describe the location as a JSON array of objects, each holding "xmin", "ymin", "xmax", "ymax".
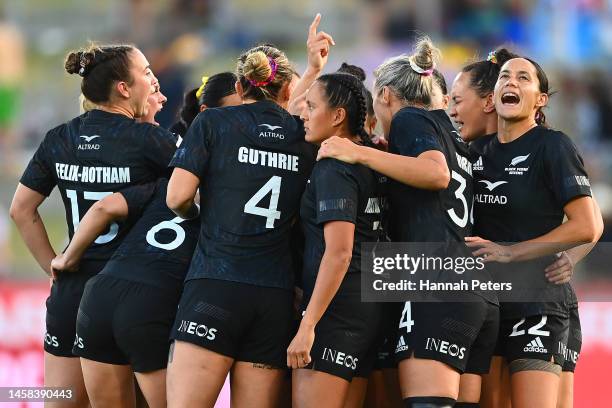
[{"xmin": 306, "ymin": 13, "xmax": 335, "ymax": 72}]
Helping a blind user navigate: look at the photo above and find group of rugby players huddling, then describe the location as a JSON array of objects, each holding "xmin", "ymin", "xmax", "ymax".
[{"xmin": 10, "ymin": 13, "xmax": 603, "ymax": 408}]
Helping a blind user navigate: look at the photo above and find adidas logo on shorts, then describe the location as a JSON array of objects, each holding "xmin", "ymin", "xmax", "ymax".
[
  {"xmin": 524, "ymin": 337, "xmax": 547, "ymax": 353},
  {"xmin": 395, "ymin": 336, "xmax": 409, "ymax": 353}
]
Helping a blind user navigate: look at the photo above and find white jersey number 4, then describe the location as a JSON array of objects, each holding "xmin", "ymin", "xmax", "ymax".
[
  {"xmin": 399, "ymin": 301, "xmax": 415, "ymax": 333},
  {"xmin": 244, "ymin": 176, "xmax": 282, "ymax": 229}
]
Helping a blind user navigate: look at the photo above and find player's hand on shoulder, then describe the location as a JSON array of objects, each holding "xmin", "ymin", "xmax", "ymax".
[{"xmin": 317, "ymin": 136, "xmax": 361, "ymax": 164}]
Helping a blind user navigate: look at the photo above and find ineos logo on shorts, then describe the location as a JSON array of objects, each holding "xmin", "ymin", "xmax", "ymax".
[
  {"xmin": 321, "ymin": 347, "xmax": 358, "ymax": 370},
  {"xmin": 73, "ymin": 334, "xmax": 84, "ymax": 349},
  {"xmin": 425, "ymin": 337, "xmax": 466, "ymax": 360},
  {"xmin": 558, "ymin": 341, "xmax": 578, "ymax": 363},
  {"xmin": 44, "ymin": 332, "xmax": 59, "ymax": 348},
  {"xmin": 177, "ymin": 320, "xmax": 217, "ymax": 340}
]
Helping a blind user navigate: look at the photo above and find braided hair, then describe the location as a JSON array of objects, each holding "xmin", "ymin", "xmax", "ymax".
[
  {"xmin": 316, "ymin": 72, "xmax": 373, "ymax": 147},
  {"xmin": 65, "ymin": 44, "xmax": 135, "ymax": 103}
]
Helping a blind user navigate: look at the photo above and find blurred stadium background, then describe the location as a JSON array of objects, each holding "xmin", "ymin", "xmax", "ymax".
[{"xmin": 0, "ymin": 0, "xmax": 610, "ymax": 407}]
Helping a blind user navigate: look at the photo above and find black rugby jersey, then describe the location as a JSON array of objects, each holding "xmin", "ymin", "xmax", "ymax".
[
  {"xmin": 20, "ymin": 109, "xmax": 177, "ymax": 261},
  {"xmin": 429, "ymin": 109, "xmax": 475, "ymax": 240},
  {"xmin": 169, "ymin": 100, "xmax": 316, "ymax": 290},
  {"xmin": 100, "ymin": 179, "xmax": 199, "ymax": 289},
  {"xmin": 471, "ymin": 126, "xmax": 592, "ymax": 317},
  {"xmin": 300, "ymin": 157, "xmax": 384, "ymax": 300},
  {"xmin": 387, "ymin": 107, "xmax": 495, "ymax": 303},
  {"xmin": 387, "ymin": 107, "xmax": 475, "ymax": 243}
]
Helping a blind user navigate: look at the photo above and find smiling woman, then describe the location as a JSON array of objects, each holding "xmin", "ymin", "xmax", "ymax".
[
  {"xmin": 449, "ymin": 48, "xmax": 518, "ymax": 142},
  {"xmin": 467, "ymin": 56, "xmax": 603, "ymax": 408}
]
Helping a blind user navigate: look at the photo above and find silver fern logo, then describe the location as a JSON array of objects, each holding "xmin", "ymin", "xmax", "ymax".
[
  {"xmin": 505, "ymin": 153, "xmax": 531, "ymax": 175},
  {"xmin": 510, "ymin": 154, "xmax": 530, "ymax": 166}
]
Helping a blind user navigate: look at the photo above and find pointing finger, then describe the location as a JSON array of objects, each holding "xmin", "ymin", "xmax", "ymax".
[{"xmin": 308, "ymin": 13, "xmax": 321, "ymax": 40}]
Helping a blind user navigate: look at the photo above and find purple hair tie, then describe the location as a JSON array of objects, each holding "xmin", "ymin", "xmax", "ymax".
[{"xmin": 248, "ymin": 56, "xmax": 278, "ymax": 87}]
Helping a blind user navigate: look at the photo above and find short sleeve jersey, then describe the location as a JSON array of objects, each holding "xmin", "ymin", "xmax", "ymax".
[
  {"xmin": 300, "ymin": 158, "xmax": 384, "ymax": 299},
  {"xmin": 19, "ymin": 109, "xmax": 177, "ymax": 261},
  {"xmin": 388, "ymin": 107, "xmax": 495, "ymax": 303},
  {"xmin": 471, "ymin": 127, "xmax": 592, "ymax": 317},
  {"xmin": 429, "ymin": 109, "xmax": 475, "ymax": 240},
  {"xmin": 100, "ymin": 178, "xmax": 199, "ymax": 289},
  {"xmin": 169, "ymin": 100, "xmax": 316, "ymax": 290},
  {"xmin": 387, "ymin": 107, "xmax": 474, "ymax": 243}
]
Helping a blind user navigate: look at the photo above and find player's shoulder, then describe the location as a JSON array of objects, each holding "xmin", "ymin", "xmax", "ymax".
[
  {"xmin": 45, "ymin": 115, "xmax": 80, "ymax": 141},
  {"xmin": 428, "ymin": 109, "xmax": 452, "ymax": 128},
  {"xmin": 470, "ymin": 133, "xmax": 496, "ymax": 151},
  {"xmin": 394, "ymin": 106, "xmax": 435, "ymax": 124},
  {"xmin": 391, "ymin": 107, "xmax": 439, "ymax": 140},
  {"xmin": 536, "ymin": 126, "xmax": 574, "ymax": 147},
  {"xmin": 314, "ymin": 157, "xmax": 368, "ymax": 183}
]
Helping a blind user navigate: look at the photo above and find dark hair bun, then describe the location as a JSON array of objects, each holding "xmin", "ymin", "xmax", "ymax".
[
  {"xmin": 64, "ymin": 51, "xmax": 82, "ymax": 75},
  {"xmin": 64, "ymin": 50, "xmax": 95, "ymax": 77},
  {"xmin": 337, "ymin": 63, "xmax": 366, "ymax": 82},
  {"xmin": 494, "ymin": 48, "xmax": 517, "ymax": 67}
]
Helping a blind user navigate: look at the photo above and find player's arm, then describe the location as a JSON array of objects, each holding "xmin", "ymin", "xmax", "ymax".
[
  {"xmin": 287, "ymin": 13, "xmax": 335, "ymax": 116},
  {"xmin": 568, "ymin": 195, "xmax": 604, "ymax": 260},
  {"xmin": 287, "ymin": 221, "xmax": 354, "ymax": 369},
  {"xmin": 9, "ymin": 183, "xmax": 55, "ymax": 276},
  {"xmin": 545, "ymin": 196, "xmax": 604, "ymax": 284},
  {"xmin": 468, "ymin": 195, "xmax": 599, "ymax": 263},
  {"xmin": 318, "ymin": 136, "xmax": 450, "ymax": 190},
  {"xmin": 50, "ymin": 193, "xmax": 129, "ymax": 276},
  {"xmin": 166, "ymin": 168, "xmax": 200, "ymax": 219}
]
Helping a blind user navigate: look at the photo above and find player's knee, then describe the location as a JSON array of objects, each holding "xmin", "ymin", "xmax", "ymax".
[
  {"xmin": 509, "ymin": 358, "xmax": 562, "ymax": 375},
  {"xmin": 403, "ymin": 396, "xmax": 456, "ymax": 407}
]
